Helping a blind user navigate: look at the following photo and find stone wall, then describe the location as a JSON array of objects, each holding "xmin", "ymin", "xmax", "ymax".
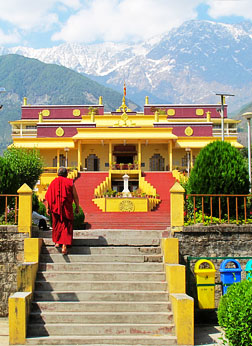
[
  {"xmin": 173, "ymin": 225, "xmax": 252, "ymax": 312},
  {"xmin": 0, "ymin": 226, "xmax": 28, "ymax": 317}
]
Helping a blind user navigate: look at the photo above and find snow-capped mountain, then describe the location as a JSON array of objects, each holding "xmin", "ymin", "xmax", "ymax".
[{"xmin": 2, "ymin": 20, "xmax": 252, "ymax": 111}]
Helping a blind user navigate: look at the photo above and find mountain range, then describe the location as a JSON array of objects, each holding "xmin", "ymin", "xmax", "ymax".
[{"xmin": 1, "ymin": 20, "xmax": 252, "ymax": 112}]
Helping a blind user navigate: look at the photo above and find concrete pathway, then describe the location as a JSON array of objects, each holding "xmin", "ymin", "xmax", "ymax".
[{"xmin": 195, "ymin": 324, "xmax": 228, "ymax": 346}]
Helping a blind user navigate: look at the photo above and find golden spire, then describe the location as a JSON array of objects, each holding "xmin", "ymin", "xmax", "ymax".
[{"xmin": 116, "ymin": 81, "xmax": 132, "ymax": 113}]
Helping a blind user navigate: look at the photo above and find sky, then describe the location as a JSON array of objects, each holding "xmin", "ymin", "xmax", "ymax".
[{"xmin": 0, "ymin": 0, "xmax": 251, "ymax": 48}]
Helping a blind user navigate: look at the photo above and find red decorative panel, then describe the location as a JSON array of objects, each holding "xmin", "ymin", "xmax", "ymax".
[
  {"xmin": 144, "ymin": 105, "xmax": 227, "ymax": 118},
  {"xmin": 154, "ymin": 123, "xmax": 213, "ymax": 136},
  {"xmin": 37, "ymin": 124, "xmax": 96, "ymax": 138},
  {"xmin": 21, "ymin": 105, "xmax": 104, "ymax": 120}
]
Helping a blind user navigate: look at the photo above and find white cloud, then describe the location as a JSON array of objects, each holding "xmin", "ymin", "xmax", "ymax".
[
  {"xmin": 0, "ymin": 28, "xmax": 19, "ymax": 45},
  {"xmin": 206, "ymin": 0, "xmax": 252, "ymax": 20},
  {"xmin": 1, "ymin": 0, "xmax": 252, "ymax": 47},
  {"xmin": 52, "ymin": 0, "xmax": 202, "ymax": 43},
  {"xmin": 0, "ymin": 0, "xmax": 81, "ymax": 31}
]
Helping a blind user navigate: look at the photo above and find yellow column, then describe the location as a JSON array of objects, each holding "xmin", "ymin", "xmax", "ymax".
[
  {"xmin": 109, "ymin": 141, "xmax": 112, "ymax": 168},
  {"xmin": 166, "ymin": 264, "xmax": 186, "ymax": 294},
  {"xmin": 77, "ymin": 141, "xmax": 82, "ymax": 171},
  {"xmin": 138, "ymin": 141, "xmax": 141, "ymax": 170},
  {"xmin": 170, "ymin": 182, "xmax": 185, "ymax": 231},
  {"xmin": 170, "ymin": 293, "xmax": 194, "ymax": 345},
  {"xmin": 168, "ymin": 141, "xmax": 173, "ymax": 171},
  {"xmin": 17, "ymin": 183, "xmax": 32, "ymax": 236},
  {"xmin": 161, "ymin": 238, "xmax": 179, "ymax": 264},
  {"xmin": 57, "ymin": 149, "xmax": 60, "ymax": 171},
  {"xmin": 190, "ymin": 148, "xmax": 193, "ymax": 169},
  {"xmin": 9, "ymin": 292, "xmax": 32, "ymax": 345}
]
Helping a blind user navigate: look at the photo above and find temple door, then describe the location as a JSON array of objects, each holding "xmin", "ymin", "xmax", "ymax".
[
  {"xmin": 149, "ymin": 154, "xmax": 165, "ymax": 171},
  {"xmin": 86, "ymin": 154, "xmax": 100, "ymax": 171}
]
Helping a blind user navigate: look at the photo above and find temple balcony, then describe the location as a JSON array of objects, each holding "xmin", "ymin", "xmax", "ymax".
[
  {"xmin": 10, "ymin": 122, "xmax": 37, "ymax": 138},
  {"xmin": 212, "ymin": 127, "xmax": 238, "ymax": 137}
]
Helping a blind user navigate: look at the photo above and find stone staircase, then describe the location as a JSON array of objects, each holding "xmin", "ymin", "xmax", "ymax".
[{"xmin": 26, "ymin": 229, "xmax": 177, "ymax": 345}]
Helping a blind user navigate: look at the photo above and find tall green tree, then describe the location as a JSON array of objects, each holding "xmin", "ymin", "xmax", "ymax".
[
  {"xmin": 188, "ymin": 141, "xmax": 249, "ymax": 195},
  {"xmin": 0, "ymin": 146, "xmax": 43, "ymax": 194},
  {"xmin": 187, "ymin": 141, "xmax": 250, "ymax": 217}
]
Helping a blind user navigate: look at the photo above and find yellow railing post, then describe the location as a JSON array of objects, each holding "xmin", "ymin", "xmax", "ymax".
[
  {"xmin": 170, "ymin": 182, "xmax": 185, "ymax": 231},
  {"xmin": 17, "ymin": 183, "xmax": 33, "ymax": 237},
  {"xmin": 170, "ymin": 293, "xmax": 194, "ymax": 345},
  {"xmin": 9, "ymin": 292, "xmax": 32, "ymax": 345}
]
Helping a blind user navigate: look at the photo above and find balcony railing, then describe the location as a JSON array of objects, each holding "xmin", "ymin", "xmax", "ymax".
[
  {"xmin": 12, "ymin": 128, "xmax": 37, "ymax": 138},
  {"xmin": 185, "ymin": 194, "xmax": 252, "ymax": 224},
  {"xmin": 212, "ymin": 128, "xmax": 238, "ymax": 137}
]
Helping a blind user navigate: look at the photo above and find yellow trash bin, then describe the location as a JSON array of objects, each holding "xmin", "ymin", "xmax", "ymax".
[{"xmin": 194, "ymin": 259, "xmax": 216, "ymax": 309}]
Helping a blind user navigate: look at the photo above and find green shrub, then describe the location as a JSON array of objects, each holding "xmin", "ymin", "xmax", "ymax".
[
  {"xmin": 188, "ymin": 141, "xmax": 249, "ymax": 217},
  {"xmin": 73, "ymin": 204, "xmax": 85, "ymax": 229},
  {"xmin": 218, "ymin": 280, "xmax": 252, "ymax": 346},
  {"xmin": 32, "ymin": 193, "xmax": 47, "ymax": 216}
]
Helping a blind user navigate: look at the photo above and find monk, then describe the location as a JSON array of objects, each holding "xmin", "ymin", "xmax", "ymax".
[{"xmin": 45, "ymin": 167, "xmax": 79, "ymax": 255}]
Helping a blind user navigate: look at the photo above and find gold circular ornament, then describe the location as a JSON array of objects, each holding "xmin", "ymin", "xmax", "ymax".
[
  {"xmin": 73, "ymin": 109, "xmax": 81, "ymax": 117},
  {"xmin": 196, "ymin": 108, "xmax": 204, "ymax": 116},
  {"xmin": 56, "ymin": 127, "xmax": 64, "ymax": 137},
  {"xmin": 42, "ymin": 109, "xmax": 50, "ymax": 117},
  {"xmin": 185, "ymin": 126, "xmax": 193, "ymax": 136},
  {"xmin": 167, "ymin": 109, "xmax": 175, "ymax": 116},
  {"xmin": 121, "ymin": 112, "xmax": 128, "ymax": 121},
  {"xmin": 119, "ymin": 200, "xmax": 134, "ymax": 212}
]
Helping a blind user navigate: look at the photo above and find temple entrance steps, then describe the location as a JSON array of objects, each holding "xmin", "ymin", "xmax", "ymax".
[
  {"xmin": 26, "ymin": 229, "xmax": 177, "ymax": 346},
  {"xmin": 74, "ymin": 172, "xmax": 109, "ymax": 213},
  {"xmin": 142, "ymin": 172, "xmax": 176, "ymax": 212},
  {"xmin": 74, "ymin": 172, "xmax": 176, "ymax": 230},
  {"xmin": 83, "ymin": 212, "xmax": 171, "ymax": 230}
]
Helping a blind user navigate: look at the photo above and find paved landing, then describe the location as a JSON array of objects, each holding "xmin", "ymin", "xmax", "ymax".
[{"xmin": 0, "ymin": 318, "xmax": 9, "ymax": 346}]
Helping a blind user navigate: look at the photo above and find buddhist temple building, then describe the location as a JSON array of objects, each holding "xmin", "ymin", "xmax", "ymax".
[{"xmin": 9, "ymin": 92, "xmax": 241, "ymax": 228}]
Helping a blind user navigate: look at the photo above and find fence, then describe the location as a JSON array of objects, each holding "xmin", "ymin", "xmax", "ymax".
[
  {"xmin": 0, "ymin": 194, "xmax": 18, "ymax": 224},
  {"xmin": 186, "ymin": 194, "xmax": 252, "ymax": 224}
]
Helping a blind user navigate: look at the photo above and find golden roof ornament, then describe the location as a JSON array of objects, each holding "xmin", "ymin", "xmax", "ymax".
[{"xmin": 116, "ymin": 82, "xmax": 132, "ymax": 113}]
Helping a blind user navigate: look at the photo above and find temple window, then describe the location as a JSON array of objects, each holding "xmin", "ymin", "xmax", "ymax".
[{"xmin": 53, "ymin": 154, "xmax": 66, "ymax": 167}]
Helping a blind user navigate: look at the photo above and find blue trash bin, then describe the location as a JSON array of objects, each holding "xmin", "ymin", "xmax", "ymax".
[
  {"xmin": 220, "ymin": 259, "xmax": 242, "ymax": 294},
  {"xmin": 245, "ymin": 259, "xmax": 252, "ymax": 281}
]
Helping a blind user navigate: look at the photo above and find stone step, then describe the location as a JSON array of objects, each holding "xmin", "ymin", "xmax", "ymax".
[
  {"xmin": 36, "ymin": 271, "xmax": 166, "ymax": 282},
  {"xmin": 33, "ymin": 291, "xmax": 169, "ymax": 302},
  {"xmin": 27, "ymin": 323, "xmax": 175, "ymax": 337},
  {"xmin": 39, "ymin": 229, "xmax": 166, "ymax": 239},
  {"xmin": 30, "ymin": 311, "xmax": 174, "ymax": 324},
  {"xmin": 41, "ymin": 246, "xmax": 162, "ymax": 255},
  {"xmin": 26, "ymin": 334, "xmax": 177, "ymax": 345},
  {"xmin": 39, "ymin": 262, "xmax": 164, "ymax": 272},
  {"xmin": 42, "ymin": 238, "xmax": 161, "ymax": 246},
  {"xmin": 35, "ymin": 281, "xmax": 167, "ymax": 292},
  {"xmin": 31, "ymin": 301, "xmax": 172, "ymax": 313},
  {"xmin": 39, "ymin": 254, "xmax": 163, "ymax": 263}
]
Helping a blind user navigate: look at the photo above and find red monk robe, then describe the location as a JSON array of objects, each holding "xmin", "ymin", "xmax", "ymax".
[{"xmin": 45, "ymin": 176, "xmax": 76, "ymax": 246}]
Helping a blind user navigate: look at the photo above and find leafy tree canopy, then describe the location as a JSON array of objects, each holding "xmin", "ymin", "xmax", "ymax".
[
  {"xmin": 188, "ymin": 141, "xmax": 249, "ymax": 195},
  {"xmin": 0, "ymin": 146, "xmax": 43, "ymax": 194}
]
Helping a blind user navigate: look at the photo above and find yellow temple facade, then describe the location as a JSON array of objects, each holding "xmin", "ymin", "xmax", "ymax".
[{"xmin": 9, "ymin": 94, "xmax": 241, "ymax": 207}]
